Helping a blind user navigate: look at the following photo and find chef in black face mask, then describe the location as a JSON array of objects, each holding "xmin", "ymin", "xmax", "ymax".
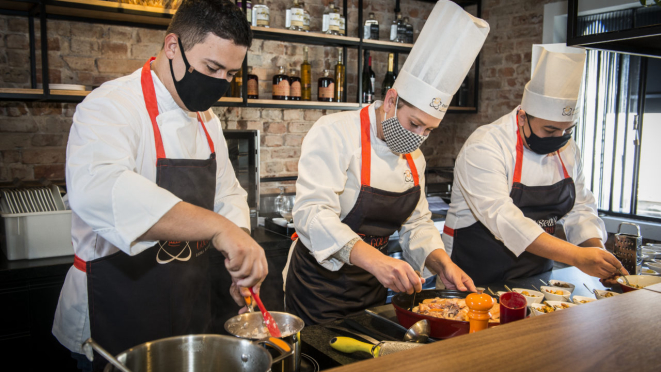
[
  {"xmin": 443, "ymin": 44, "xmax": 626, "ymax": 286},
  {"xmin": 54, "ymin": 2, "xmax": 268, "ymax": 370}
]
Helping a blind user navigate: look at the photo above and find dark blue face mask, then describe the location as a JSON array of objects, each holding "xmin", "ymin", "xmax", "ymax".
[
  {"xmin": 524, "ymin": 113, "xmax": 571, "ymax": 155},
  {"xmin": 169, "ymin": 37, "xmax": 231, "ymax": 112}
]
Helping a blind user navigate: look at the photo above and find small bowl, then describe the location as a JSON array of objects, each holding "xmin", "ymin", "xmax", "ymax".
[
  {"xmin": 595, "ymin": 290, "xmax": 619, "ymax": 299},
  {"xmin": 530, "ymin": 301, "xmax": 575, "ymax": 316},
  {"xmin": 548, "ymin": 280, "xmax": 575, "ymax": 293},
  {"xmin": 572, "ymin": 295, "xmax": 596, "ymax": 305},
  {"xmin": 540, "ymin": 286, "xmax": 571, "ymax": 302},
  {"xmin": 512, "ymin": 288, "xmax": 544, "ymax": 305},
  {"xmin": 545, "ymin": 301, "xmax": 577, "ymax": 311},
  {"xmin": 617, "ymin": 275, "xmax": 661, "ymax": 292},
  {"xmin": 647, "ymin": 262, "xmax": 661, "ymax": 274}
]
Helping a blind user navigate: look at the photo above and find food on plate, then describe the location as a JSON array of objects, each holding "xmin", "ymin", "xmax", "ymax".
[
  {"xmin": 604, "ymin": 292, "xmax": 616, "ymax": 298},
  {"xmin": 553, "ymin": 303, "xmax": 572, "ymax": 310},
  {"xmin": 521, "ymin": 290, "xmax": 540, "ymax": 297},
  {"xmin": 550, "ymin": 282, "xmax": 571, "ymax": 288},
  {"xmin": 537, "ymin": 304, "xmax": 555, "ymax": 313},
  {"xmin": 544, "ymin": 289, "xmax": 565, "ymax": 295},
  {"xmin": 412, "ymin": 298, "xmax": 500, "ymax": 323}
]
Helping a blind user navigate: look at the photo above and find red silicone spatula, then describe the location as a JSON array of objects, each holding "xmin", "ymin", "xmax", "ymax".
[{"xmin": 248, "ymin": 286, "xmax": 282, "ymax": 338}]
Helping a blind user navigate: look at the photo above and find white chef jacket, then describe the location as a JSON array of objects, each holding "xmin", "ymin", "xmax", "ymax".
[
  {"xmin": 442, "ymin": 107, "xmax": 606, "ymax": 258},
  {"xmin": 52, "ymin": 67, "xmax": 250, "ymax": 354},
  {"xmin": 283, "ymin": 101, "xmax": 444, "ymax": 287}
]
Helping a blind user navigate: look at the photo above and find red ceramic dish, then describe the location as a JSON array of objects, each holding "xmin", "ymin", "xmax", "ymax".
[{"xmin": 391, "ymin": 290, "xmax": 498, "ymax": 339}]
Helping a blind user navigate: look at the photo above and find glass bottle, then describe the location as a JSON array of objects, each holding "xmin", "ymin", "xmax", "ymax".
[
  {"xmin": 231, "ymin": 67, "xmax": 243, "ymax": 98},
  {"xmin": 301, "ymin": 46, "xmax": 312, "ymax": 101},
  {"xmin": 368, "ymin": 55, "xmax": 376, "ymax": 95},
  {"xmin": 397, "ymin": 15, "xmax": 407, "ymax": 43},
  {"xmin": 272, "ymin": 66, "xmax": 290, "ymax": 100},
  {"xmin": 236, "ymin": 0, "xmax": 252, "ymax": 24},
  {"xmin": 405, "ymin": 17, "xmax": 414, "ymax": 43},
  {"xmin": 252, "ymin": 0, "xmax": 270, "ymax": 28},
  {"xmin": 334, "ymin": 49, "xmax": 345, "ymax": 102},
  {"xmin": 322, "ymin": 3, "xmax": 332, "ymax": 33},
  {"xmin": 318, "ymin": 70, "xmax": 335, "ymax": 102},
  {"xmin": 364, "ymin": 12, "xmax": 379, "ymax": 40},
  {"xmin": 289, "ymin": 69, "xmax": 302, "ymax": 101},
  {"xmin": 361, "ymin": 51, "xmax": 373, "ymax": 104},
  {"xmin": 382, "ymin": 53, "xmax": 395, "ymax": 97},
  {"xmin": 339, "ymin": 5, "xmax": 346, "ymax": 36},
  {"xmin": 328, "ymin": 3, "xmax": 340, "ymax": 35},
  {"xmin": 390, "ymin": 13, "xmax": 401, "ymax": 41},
  {"xmin": 302, "ymin": 1, "xmax": 310, "ymax": 32},
  {"xmin": 286, "ymin": 0, "xmax": 304, "ymax": 31},
  {"xmin": 247, "ymin": 66, "xmax": 259, "ymax": 99}
]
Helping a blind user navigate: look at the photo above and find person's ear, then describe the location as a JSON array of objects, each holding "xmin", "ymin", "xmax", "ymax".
[
  {"xmin": 518, "ymin": 109, "xmax": 527, "ymax": 128},
  {"xmin": 164, "ymin": 33, "xmax": 179, "ymax": 60}
]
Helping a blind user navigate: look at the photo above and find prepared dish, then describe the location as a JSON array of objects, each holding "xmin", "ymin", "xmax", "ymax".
[
  {"xmin": 544, "ymin": 288, "xmax": 565, "ymax": 295},
  {"xmin": 412, "ymin": 298, "xmax": 500, "ymax": 323},
  {"xmin": 520, "ymin": 290, "xmax": 540, "ymax": 297}
]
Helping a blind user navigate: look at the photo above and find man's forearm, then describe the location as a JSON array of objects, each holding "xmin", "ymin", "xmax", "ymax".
[
  {"xmin": 424, "ymin": 249, "xmax": 453, "ymax": 275},
  {"xmin": 526, "ymin": 232, "xmax": 581, "ymax": 266},
  {"xmin": 139, "ymin": 201, "xmax": 235, "ymax": 242}
]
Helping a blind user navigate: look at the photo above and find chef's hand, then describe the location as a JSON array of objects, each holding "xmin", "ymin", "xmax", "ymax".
[
  {"xmin": 425, "ymin": 250, "xmax": 477, "ymax": 292},
  {"xmin": 350, "ymin": 241, "xmax": 424, "ymax": 294},
  {"xmin": 213, "ymin": 224, "xmax": 268, "ymax": 289},
  {"xmin": 230, "ymin": 282, "xmax": 253, "ymax": 314},
  {"xmin": 574, "ymin": 247, "xmax": 627, "ymax": 280}
]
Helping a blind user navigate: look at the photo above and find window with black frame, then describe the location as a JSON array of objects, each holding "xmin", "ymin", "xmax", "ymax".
[{"xmin": 575, "ymin": 9, "xmax": 661, "ymax": 221}]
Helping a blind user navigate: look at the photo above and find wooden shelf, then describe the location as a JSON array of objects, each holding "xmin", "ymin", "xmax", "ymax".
[
  {"xmin": 251, "ymin": 26, "xmax": 360, "ymax": 47},
  {"xmin": 362, "ymin": 39, "xmax": 413, "ymax": 53},
  {"xmin": 45, "ymin": 0, "xmax": 174, "ymax": 27},
  {"xmin": 447, "ymin": 106, "xmax": 477, "ymax": 112},
  {"xmin": 246, "ymin": 99, "xmax": 360, "ymax": 110}
]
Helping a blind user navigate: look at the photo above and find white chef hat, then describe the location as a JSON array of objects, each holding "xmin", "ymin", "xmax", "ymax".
[
  {"xmin": 521, "ymin": 44, "xmax": 587, "ymax": 122},
  {"xmin": 392, "ymin": 0, "xmax": 489, "ymax": 120}
]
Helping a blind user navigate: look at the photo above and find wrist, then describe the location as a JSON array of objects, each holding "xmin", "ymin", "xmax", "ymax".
[
  {"xmin": 350, "ymin": 241, "xmax": 381, "ymax": 272},
  {"xmin": 425, "ymin": 249, "xmax": 452, "ymax": 273}
]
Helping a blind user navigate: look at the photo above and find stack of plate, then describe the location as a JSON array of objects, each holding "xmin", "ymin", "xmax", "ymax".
[{"xmin": 0, "ymin": 185, "xmax": 65, "ymax": 214}]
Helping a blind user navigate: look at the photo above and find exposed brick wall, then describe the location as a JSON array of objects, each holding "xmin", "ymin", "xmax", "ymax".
[{"xmin": 0, "ymin": 0, "xmax": 554, "ymax": 195}]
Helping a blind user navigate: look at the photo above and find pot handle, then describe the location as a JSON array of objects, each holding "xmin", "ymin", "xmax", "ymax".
[
  {"xmin": 83, "ymin": 338, "xmax": 133, "ymax": 372},
  {"xmin": 617, "ymin": 222, "xmax": 641, "ymax": 237},
  {"xmin": 255, "ymin": 337, "xmax": 293, "ymax": 364}
]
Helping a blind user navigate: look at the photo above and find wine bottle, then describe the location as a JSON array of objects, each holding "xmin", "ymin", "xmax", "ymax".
[
  {"xmin": 289, "ymin": 69, "xmax": 301, "ymax": 101},
  {"xmin": 382, "ymin": 53, "xmax": 395, "ymax": 98},
  {"xmin": 362, "ymin": 51, "xmax": 373, "ymax": 104},
  {"xmin": 301, "ymin": 46, "xmax": 312, "ymax": 101},
  {"xmin": 247, "ymin": 66, "xmax": 259, "ymax": 99},
  {"xmin": 334, "ymin": 49, "xmax": 345, "ymax": 102}
]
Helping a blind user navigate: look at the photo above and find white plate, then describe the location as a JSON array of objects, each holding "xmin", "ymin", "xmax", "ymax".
[
  {"xmin": 548, "ymin": 280, "xmax": 575, "ymax": 293},
  {"xmin": 39, "ymin": 187, "xmax": 56, "ymax": 211},
  {"xmin": 572, "ymin": 295, "xmax": 596, "ymax": 305},
  {"xmin": 595, "ymin": 290, "xmax": 619, "ymax": 300},
  {"xmin": 51, "ymin": 184, "xmax": 65, "ymax": 210},
  {"xmin": 540, "ymin": 286, "xmax": 571, "ymax": 302},
  {"xmin": 1, "ymin": 190, "xmax": 15, "ymax": 213}
]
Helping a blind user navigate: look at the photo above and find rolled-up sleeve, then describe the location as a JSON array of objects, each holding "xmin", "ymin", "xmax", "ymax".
[
  {"xmin": 455, "ymin": 142, "xmax": 544, "ymax": 257},
  {"xmin": 66, "ymin": 96, "xmax": 181, "ymax": 255},
  {"xmin": 559, "ymin": 145, "xmax": 607, "ymax": 244},
  {"xmin": 212, "ymin": 120, "xmax": 250, "ymax": 230},
  {"xmin": 398, "ymin": 159, "xmax": 444, "ymax": 273},
  {"xmin": 293, "ymin": 120, "xmax": 360, "ymax": 271}
]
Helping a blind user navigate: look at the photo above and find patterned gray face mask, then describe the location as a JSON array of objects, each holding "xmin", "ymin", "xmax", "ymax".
[{"xmin": 382, "ymin": 97, "xmax": 428, "ymax": 154}]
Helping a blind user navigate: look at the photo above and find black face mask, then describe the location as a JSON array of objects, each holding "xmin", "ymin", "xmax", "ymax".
[
  {"xmin": 524, "ymin": 114, "xmax": 571, "ymax": 155},
  {"xmin": 169, "ymin": 38, "xmax": 231, "ymax": 112}
]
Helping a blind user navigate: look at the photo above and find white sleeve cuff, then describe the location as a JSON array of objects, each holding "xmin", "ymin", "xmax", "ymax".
[
  {"xmin": 403, "ymin": 228, "xmax": 444, "ymax": 273},
  {"xmin": 106, "ymin": 170, "xmax": 182, "ymax": 254},
  {"xmin": 307, "ymin": 214, "xmax": 361, "ymax": 270}
]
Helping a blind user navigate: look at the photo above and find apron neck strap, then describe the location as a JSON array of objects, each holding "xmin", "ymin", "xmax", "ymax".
[
  {"xmin": 359, "ymin": 105, "xmax": 419, "ymax": 187},
  {"xmin": 514, "ymin": 113, "xmax": 569, "ymax": 184},
  {"xmin": 141, "ymin": 58, "xmax": 215, "ymax": 160}
]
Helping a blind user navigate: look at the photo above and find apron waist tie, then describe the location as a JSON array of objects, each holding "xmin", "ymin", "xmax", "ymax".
[{"xmin": 74, "ymin": 255, "xmax": 87, "ymax": 273}]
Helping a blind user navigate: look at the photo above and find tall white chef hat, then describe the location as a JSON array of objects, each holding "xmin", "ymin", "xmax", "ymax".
[
  {"xmin": 392, "ymin": 0, "xmax": 489, "ymax": 120},
  {"xmin": 521, "ymin": 44, "xmax": 587, "ymax": 122}
]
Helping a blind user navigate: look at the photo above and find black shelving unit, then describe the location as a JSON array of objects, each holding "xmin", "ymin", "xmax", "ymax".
[
  {"xmin": 567, "ymin": 0, "xmax": 661, "ymax": 58},
  {"xmin": 0, "ymin": 0, "xmax": 481, "ymax": 113}
]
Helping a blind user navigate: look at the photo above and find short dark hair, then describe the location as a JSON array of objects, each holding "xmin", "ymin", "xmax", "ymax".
[
  {"xmin": 396, "ymin": 96, "xmax": 415, "ymax": 110},
  {"xmin": 167, "ymin": 0, "xmax": 252, "ymax": 51}
]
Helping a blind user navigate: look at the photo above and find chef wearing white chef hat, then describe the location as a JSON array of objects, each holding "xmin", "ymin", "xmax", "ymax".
[
  {"xmin": 283, "ymin": 0, "xmax": 489, "ymax": 325},
  {"xmin": 443, "ymin": 43, "xmax": 627, "ymax": 286}
]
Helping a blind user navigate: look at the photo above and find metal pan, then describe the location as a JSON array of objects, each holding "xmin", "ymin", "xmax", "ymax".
[{"xmin": 391, "ymin": 289, "xmax": 499, "ymax": 339}]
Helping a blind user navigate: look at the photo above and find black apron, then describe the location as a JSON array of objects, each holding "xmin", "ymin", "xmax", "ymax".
[
  {"xmin": 285, "ymin": 106, "xmax": 422, "ymax": 325},
  {"xmin": 74, "ymin": 58, "xmax": 218, "ymax": 371},
  {"xmin": 448, "ymin": 116, "xmax": 576, "ymax": 285}
]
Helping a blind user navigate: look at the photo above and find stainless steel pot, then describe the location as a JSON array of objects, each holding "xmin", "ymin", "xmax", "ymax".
[
  {"xmin": 91, "ymin": 334, "xmax": 292, "ymax": 372},
  {"xmin": 225, "ymin": 312, "xmax": 304, "ymax": 372}
]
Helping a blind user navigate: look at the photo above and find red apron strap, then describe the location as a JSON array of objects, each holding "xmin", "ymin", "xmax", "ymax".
[
  {"xmin": 141, "ymin": 57, "xmax": 166, "ymax": 160},
  {"xmin": 514, "ymin": 114, "xmax": 524, "ymax": 184},
  {"xmin": 443, "ymin": 225, "xmax": 455, "ymax": 237},
  {"xmin": 404, "ymin": 154, "xmax": 420, "ymax": 187},
  {"xmin": 359, "ymin": 106, "xmax": 372, "ymax": 186},
  {"xmin": 196, "ymin": 112, "xmax": 215, "ymax": 154},
  {"xmin": 74, "ymin": 254, "xmax": 87, "ymax": 273},
  {"xmin": 557, "ymin": 151, "xmax": 570, "ymax": 179}
]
